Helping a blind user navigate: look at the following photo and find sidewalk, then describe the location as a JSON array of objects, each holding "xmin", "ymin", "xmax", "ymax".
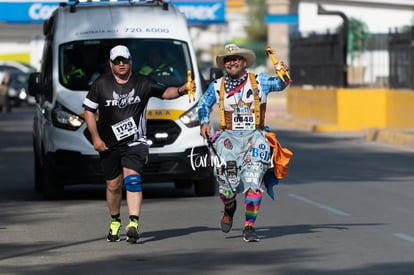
[{"xmin": 266, "ymin": 93, "xmax": 414, "ymax": 150}]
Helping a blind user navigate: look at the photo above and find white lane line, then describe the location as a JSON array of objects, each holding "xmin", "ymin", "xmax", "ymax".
[
  {"xmin": 289, "ymin": 193, "xmax": 351, "ymax": 217},
  {"xmin": 394, "ymin": 233, "xmax": 414, "ymax": 243}
]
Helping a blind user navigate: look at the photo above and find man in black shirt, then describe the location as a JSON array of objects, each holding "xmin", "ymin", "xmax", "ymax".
[{"xmin": 83, "ymin": 45, "xmax": 194, "ymax": 243}]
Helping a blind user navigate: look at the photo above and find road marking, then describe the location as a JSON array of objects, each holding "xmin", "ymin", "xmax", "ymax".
[
  {"xmin": 394, "ymin": 233, "xmax": 414, "ymax": 243},
  {"xmin": 0, "ymin": 147, "xmax": 32, "ymax": 152},
  {"xmin": 289, "ymin": 193, "xmax": 351, "ymax": 217}
]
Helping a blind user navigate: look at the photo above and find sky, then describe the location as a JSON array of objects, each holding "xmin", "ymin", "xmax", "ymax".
[{"xmin": 298, "ymin": 2, "xmax": 414, "ymax": 33}]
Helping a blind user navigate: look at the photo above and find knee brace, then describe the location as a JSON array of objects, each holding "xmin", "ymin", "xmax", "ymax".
[{"xmin": 124, "ymin": 174, "xmax": 142, "ymax": 192}]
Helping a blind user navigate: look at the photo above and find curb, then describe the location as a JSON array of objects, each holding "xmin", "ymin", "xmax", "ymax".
[
  {"xmin": 365, "ymin": 128, "xmax": 414, "ymax": 149},
  {"xmin": 270, "ymin": 118, "xmax": 414, "ymax": 151},
  {"xmin": 266, "ymin": 94, "xmax": 414, "ymax": 150}
]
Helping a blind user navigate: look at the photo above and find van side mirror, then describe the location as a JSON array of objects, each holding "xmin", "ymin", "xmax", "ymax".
[
  {"xmin": 28, "ymin": 72, "xmax": 41, "ymax": 97},
  {"xmin": 210, "ymin": 67, "xmax": 224, "ymax": 81}
]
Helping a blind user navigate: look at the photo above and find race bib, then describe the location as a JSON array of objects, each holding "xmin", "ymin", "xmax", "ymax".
[
  {"xmin": 232, "ymin": 113, "xmax": 255, "ymax": 130},
  {"xmin": 111, "ymin": 117, "xmax": 138, "ymax": 141}
]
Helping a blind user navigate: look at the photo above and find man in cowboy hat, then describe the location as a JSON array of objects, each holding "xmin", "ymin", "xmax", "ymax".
[{"xmin": 198, "ymin": 43, "xmax": 291, "ymax": 242}]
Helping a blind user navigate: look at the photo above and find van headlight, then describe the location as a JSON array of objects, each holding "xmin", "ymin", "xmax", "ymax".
[
  {"xmin": 52, "ymin": 103, "xmax": 84, "ymax": 130},
  {"xmin": 179, "ymin": 103, "xmax": 200, "ymax": 128}
]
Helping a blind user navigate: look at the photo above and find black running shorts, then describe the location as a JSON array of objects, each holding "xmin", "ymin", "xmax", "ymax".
[{"xmin": 99, "ymin": 143, "xmax": 149, "ymax": 180}]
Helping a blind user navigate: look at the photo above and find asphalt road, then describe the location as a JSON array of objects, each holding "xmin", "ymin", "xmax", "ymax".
[{"xmin": 1, "ymin": 106, "xmax": 414, "ymax": 275}]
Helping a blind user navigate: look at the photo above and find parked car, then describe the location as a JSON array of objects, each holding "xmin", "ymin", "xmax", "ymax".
[
  {"xmin": 0, "ymin": 71, "xmax": 10, "ymax": 112},
  {"xmin": 0, "ymin": 60, "xmax": 36, "ymax": 74},
  {"xmin": 0, "ymin": 61, "xmax": 36, "ymax": 110},
  {"xmin": 7, "ymin": 72, "xmax": 34, "ymax": 107}
]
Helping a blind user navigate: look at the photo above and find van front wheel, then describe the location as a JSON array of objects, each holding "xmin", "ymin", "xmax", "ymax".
[
  {"xmin": 33, "ymin": 140, "xmax": 43, "ymax": 192},
  {"xmin": 42, "ymin": 158, "xmax": 64, "ymax": 200},
  {"xmin": 194, "ymin": 172, "xmax": 216, "ymax": 197}
]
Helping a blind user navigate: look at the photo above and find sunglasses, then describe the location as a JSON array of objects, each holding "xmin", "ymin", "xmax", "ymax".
[
  {"xmin": 224, "ymin": 56, "xmax": 243, "ymax": 63},
  {"xmin": 111, "ymin": 57, "xmax": 130, "ymax": 65}
]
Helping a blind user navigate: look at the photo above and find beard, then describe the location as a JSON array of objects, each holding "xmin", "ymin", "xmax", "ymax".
[{"xmin": 227, "ymin": 69, "xmax": 245, "ymax": 79}]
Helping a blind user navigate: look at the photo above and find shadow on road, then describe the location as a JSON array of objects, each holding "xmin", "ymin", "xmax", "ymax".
[{"xmin": 1, "ymin": 222, "xmax": 412, "ymax": 275}]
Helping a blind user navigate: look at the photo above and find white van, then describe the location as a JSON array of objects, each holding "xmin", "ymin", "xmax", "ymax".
[{"xmin": 29, "ymin": 0, "xmax": 215, "ymax": 199}]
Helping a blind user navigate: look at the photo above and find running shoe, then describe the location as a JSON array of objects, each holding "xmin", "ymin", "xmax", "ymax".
[
  {"xmin": 243, "ymin": 226, "xmax": 259, "ymax": 242},
  {"xmin": 125, "ymin": 220, "xmax": 139, "ymax": 244},
  {"xmin": 107, "ymin": 220, "xmax": 121, "ymax": 242},
  {"xmin": 220, "ymin": 200, "xmax": 237, "ymax": 233}
]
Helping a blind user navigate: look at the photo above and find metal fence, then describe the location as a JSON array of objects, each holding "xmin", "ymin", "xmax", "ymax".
[
  {"xmin": 389, "ymin": 27, "xmax": 414, "ymax": 89},
  {"xmin": 289, "ymin": 32, "xmax": 346, "ymax": 87},
  {"xmin": 289, "ymin": 30, "xmax": 412, "ymax": 89}
]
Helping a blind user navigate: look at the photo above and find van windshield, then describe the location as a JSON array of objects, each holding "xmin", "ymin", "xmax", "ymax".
[{"xmin": 59, "ymin": 39, "xmax": 193, "ymax": 91}]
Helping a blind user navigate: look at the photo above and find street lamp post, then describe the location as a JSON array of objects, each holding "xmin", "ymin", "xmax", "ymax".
[{"xmin": 317, "ymin": 4, "xmax": 348, "ymax": 87}]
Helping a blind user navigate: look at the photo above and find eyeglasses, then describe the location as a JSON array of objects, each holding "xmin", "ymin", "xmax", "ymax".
[
  {"xmin": 111, "ymin": 57, "xmax": 130, "ymax": 65},
  {"xmin": 224, "ymin": 56, "xmax": 243, "ymax": 63}
]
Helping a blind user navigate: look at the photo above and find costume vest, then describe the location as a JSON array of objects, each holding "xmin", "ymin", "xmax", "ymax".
[{"xmin": 216, "ymin": 73, "xmax": 266, "ymax": 130}]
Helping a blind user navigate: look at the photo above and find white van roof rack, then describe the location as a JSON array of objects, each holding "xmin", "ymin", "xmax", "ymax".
[
  {"xmin": 63, "ymin": 0, "xmax": 169, "ymax": 12},
  {"xmin": 66, "ymin": 0, "xmax": 167, "ymax": 4}
]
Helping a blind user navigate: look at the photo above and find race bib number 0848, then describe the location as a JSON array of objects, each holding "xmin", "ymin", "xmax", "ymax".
[{"xmin": 232, "ymin": 113, "xmax": 255, "ymax": 130}]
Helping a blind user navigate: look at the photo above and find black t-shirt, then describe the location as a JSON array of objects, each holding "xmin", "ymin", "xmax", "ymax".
[{"xmin": 83, "ymin": 72, "xmax": 166, "ymax": 147}]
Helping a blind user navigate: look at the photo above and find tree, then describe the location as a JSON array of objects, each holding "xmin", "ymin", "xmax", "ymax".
[
  {"xmin": 237, "ymin": 0, "xmax": 268, "ymax": 65},
  {"xmin": 337, "ymin": 17, "xmax": 371, "ymax": 64},
  {"xmin": 244, "ymin": 0, "xmax": 267, "ymax": 42}
]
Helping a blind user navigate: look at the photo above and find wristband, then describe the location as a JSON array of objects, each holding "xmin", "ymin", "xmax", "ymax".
[{"xmin": 177, "ymin": 88, "xmax": 184, "ymax": 96}]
